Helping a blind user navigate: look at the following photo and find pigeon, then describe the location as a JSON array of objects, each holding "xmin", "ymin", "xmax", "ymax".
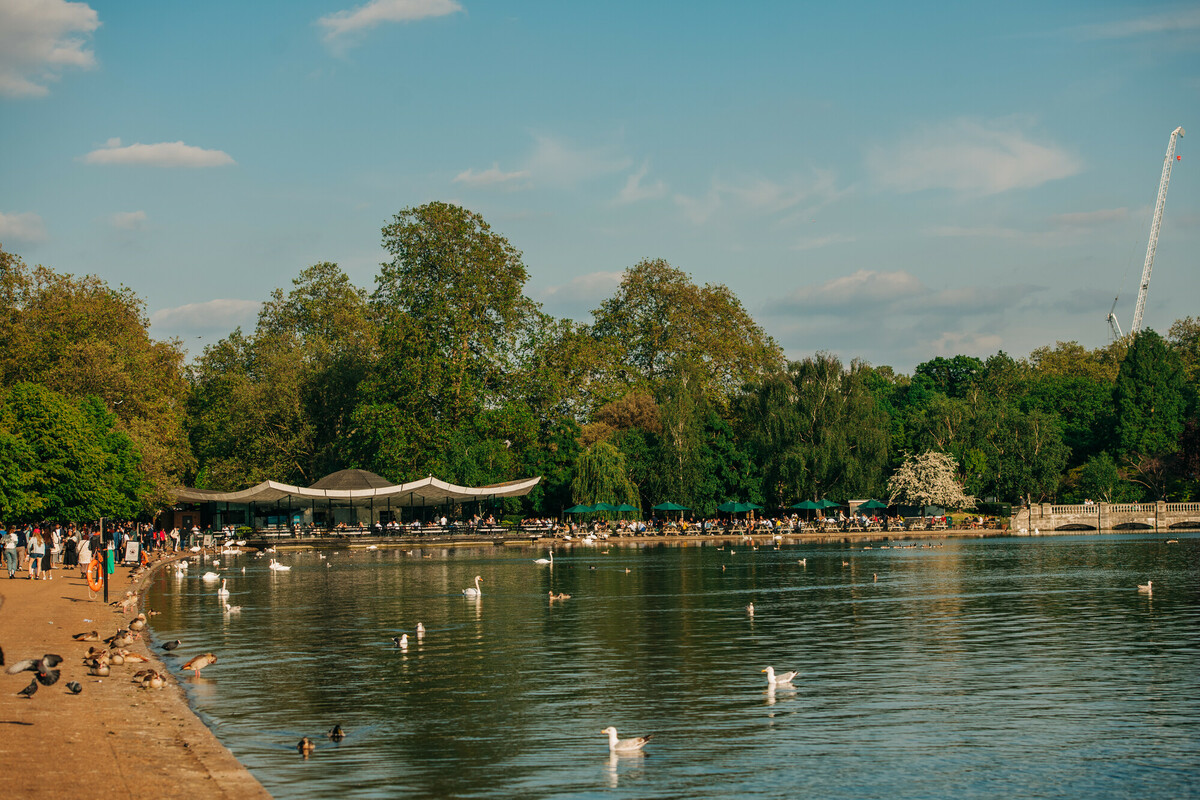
[
  {"xmin": 328, "ymin": 724, "xmax": 346, "ymax": 742},
  {"xmin": 181, "ymin": 653, "xmax": 217, "ymax": 676},
  {"xmin": 161, "ymin": 640, "xmax": 182, "ymax": 652},
  {"xmin": 66, "ymin": 681, "xmax": 82, "ymax": 695},
  {"xmin": 17, "ymin": 678, "xmax": 37, "ymax": 698},
  {"xmin": 8, "ymin": 653, "xmax": 63, "ymax": 685}
]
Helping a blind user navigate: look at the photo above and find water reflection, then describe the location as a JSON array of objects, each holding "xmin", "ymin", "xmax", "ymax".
[{"xmin": 145, "ymin": 534, "xmax": 1200, "ymax": 799}]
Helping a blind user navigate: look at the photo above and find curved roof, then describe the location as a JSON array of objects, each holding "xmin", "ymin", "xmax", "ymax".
[{"xmin": 174, "ymin": 473, "xmax": 541, "ymax": 506}]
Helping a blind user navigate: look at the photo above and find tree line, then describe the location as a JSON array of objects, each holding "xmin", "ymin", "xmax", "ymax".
[{"xmin": 0, "ymin": 202, "xmax": 1196, "ymax": 521}]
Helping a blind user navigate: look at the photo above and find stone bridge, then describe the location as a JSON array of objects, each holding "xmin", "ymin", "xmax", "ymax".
[{"xmin": 1010, "ymin": 502, "xmax": 1200, "ymax": 533}]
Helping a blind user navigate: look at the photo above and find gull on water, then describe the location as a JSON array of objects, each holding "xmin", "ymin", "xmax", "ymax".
[
  {"xmin": 602, "ymin": 726, "xmax": 652, "ymax": 752},
  {"xmin": 746, "ymin": 602, "xmax": 754, "ymax": 616},
  {"xmin": 762, "ymin": 666, "xmax": 797, "ymax": 686},
  {"xmin": 1137, "ymin": 580, "xmax": 1153, "ymax": 594}
]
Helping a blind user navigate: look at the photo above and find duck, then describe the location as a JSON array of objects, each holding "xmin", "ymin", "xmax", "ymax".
[
  {"xmin": 1137, "ymin": 580, "xmax": 1153, "ymax": 594},
  {"xmin": 181, "ymin": 653, "xmax": 217, "ymax": 676},
  {"xmin": 328, "ymin": 725, "xmax": 346, "ymax": 742},
  {"xmin": 72, "ymin": 630, "xmax": 99, "ymax": 642},
  {"xmin": 762, "ymin": 666, "xmax": 798, "ymax": 686},
  {"xmin": 297, "ymin": 737, "xmax": 316, "ymax": 757},
  {"xmin": 534, "ymin": 551, "xmax": 553, "ymax": 565},
  {"xmin": 463, "ymin": 575, "xmax": 482, "ymax": 597},
  {"xmin": 601, "ymin": 726, "xmax": 652, "ymax": 752}
]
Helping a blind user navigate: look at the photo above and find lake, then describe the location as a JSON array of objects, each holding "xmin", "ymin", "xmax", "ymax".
[{"xmin": 143, "ymin": 534, "xmax": 1200, "ymax": 799}]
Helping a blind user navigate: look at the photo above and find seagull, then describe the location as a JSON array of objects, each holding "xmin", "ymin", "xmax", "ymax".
[
  {"xmin": 762, "ymin": 666, "xmax": 798, "ymax": 686},
  {"xmin": 416, "ymin": 623, "xmax": 425, "ymax": 638},
  {"xmin": 798, "ymin": 558, "xmax": 807, "ymax": 566},
  {"xmin": 601, "ymin": 726, "xmax": 652, "ymax": 752},
  {"xmin": 746, "ymin": 602, "xmax": 755, "ymax": 616},
  {"xmin": 463, "ymin": 576, "xmax": 482, "ymax": 597},
  {"xmin": 534, "ymin": 551, "xmax": 553, "ymax": 565},
  {"xmin": 1138, "ymin": 580, "xmax": 1153, "ymax": 594},
  {"xmin": 395, "ymin": 634, "xmax": 408, "ymax": 649}
]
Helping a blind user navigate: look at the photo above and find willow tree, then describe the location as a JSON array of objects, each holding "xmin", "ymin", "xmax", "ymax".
[{"xmin": 570, "ymin": 441, "xmax": 638, "ymax": 508}]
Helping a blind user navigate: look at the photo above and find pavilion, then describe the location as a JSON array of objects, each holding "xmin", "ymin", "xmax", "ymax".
[{"xmin": 170, "ymin": 469, "xmax": 542, "ymax": 531}]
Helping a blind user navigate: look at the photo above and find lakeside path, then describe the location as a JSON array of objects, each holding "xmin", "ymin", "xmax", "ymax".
[{"xmin": 0, "ymin": 555, "xmax": 271, "ymax": 800}]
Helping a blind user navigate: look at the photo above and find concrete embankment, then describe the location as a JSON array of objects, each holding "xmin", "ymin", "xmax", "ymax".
[{"xmin": 0, "ymin": 554, "xmax": 270, "ymax": 799}]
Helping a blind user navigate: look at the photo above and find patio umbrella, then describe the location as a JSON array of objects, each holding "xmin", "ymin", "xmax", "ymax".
[
  {"xmin": 652, "ymin": 502, "xmax": 690, "ymax": 511},
  {"xmin": 816, "ymin": 498, "xmax": 842, "ymax": 509},
  {"xmin": 717, "ymin": 501, "xmax": 762, "ymax": 514},
  {"xmin": 565, "ymin": 504, "xmax": 594, "ymax": 513},
  {"xmin": 591, "ymin": 502, "xmax": 619, "ymax": 512},
  {"xmin": 615, "ymin": 503, "xmax": 639, "ymax": 513},
  {"xmin": 790, "ymin": 500, "xmax": 821, "ymax": 510},
  {"xmin": 855, "ymin": 499, "xmax": 888, "ymax": 511}
]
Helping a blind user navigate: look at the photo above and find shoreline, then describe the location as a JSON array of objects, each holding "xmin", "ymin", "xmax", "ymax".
[{"xmin": 0, "ymin": 553, "xmax": 271, "ymax": 800}]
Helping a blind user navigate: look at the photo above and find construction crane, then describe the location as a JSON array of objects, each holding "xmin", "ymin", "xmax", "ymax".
[{"xmin": 1108, "ymin": 125, "xmax": 1185, "ymax": 339}]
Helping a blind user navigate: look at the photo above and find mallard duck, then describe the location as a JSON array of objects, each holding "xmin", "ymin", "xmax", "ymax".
[
  {"xmin": 297, "ymin": 737, "xmax": 316, "ymax": 757},
  {"xmin": 327, "ymin": 725, "xmax": 346, "ymax": 742}
]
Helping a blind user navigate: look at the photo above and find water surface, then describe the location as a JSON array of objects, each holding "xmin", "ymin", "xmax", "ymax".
[{"xmin": 145, "ymin": 535, "xmax": 1200, "ymax": 799}]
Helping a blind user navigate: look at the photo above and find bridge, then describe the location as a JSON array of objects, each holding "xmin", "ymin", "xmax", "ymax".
[{"xmin": 1010, "ymin": 501, "xmax": 1200, "ymax": 532}]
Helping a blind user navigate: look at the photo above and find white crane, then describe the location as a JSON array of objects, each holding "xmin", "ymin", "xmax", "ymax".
[{"xmin": 1109, "ymin": 126, "xmax": 1184, "ymax": 339}]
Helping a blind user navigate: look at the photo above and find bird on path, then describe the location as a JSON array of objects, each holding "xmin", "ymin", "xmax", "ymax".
[
  {"xmin": 66, "ymin": 681, "xmax": 82, "ymax": 695},
  {"xmin": 73, "ymin": 631, "xmax": 99, "ymax": 641},
  {"xmin": 128, "ymin": 613, "xmax": 147, "ymax": 631},
  {"xmin": 161, "ymin": 640, "xmax": 182, "ymax": 652},
  {"xmin": 17, "ymin": 678, "xmax": 37, "ymax": 698},
  {"xmin": 601, "ymin": 726, "xmax": 652, "ymax": 752},
  {"xmin": 762, "ymin": 666, "xmax": 798, "ymax": 686},
  {"xmin": 181, "ymin": 653, "xmax": 217, "ymax": 676},
  {"xmin": 7, "ymin": 653, "xmax": 63, "ymax": 685}
]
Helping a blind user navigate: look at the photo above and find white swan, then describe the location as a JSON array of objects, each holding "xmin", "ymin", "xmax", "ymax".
[
  {"xmin": 601, "ymin": 726, "xmax": 652, "ymax": 752},
  {"xmin": 463, "ymin": 575, "xmax": 482, "ymax": 597},
  {"xmin": 534, "ymin": 551, "xmax": 553, "ymax": 565},
  {"xmin": 269, "ymin": 559, "xmax": 291, "ymax": 571},
  {"xmin": 223, "ymin": 602, "xmax": 242, "ymax": 614},
  {"xmin": 202, "ymin": 571, "xmax": 220, "ymax": 582},
  {"xmin": 217, "ymin": 578, "xmax": 229, "ymax": 597},
  {"xmin": 762, "ymin": 666, "xmax": 797, "ymax": 686}
]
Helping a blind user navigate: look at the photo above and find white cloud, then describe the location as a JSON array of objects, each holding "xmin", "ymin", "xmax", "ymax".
[
  {"xmin": 0, "ymin": 211, "xmax": 49, "ymax": 243},
  {"xmin": 525, "ymin": 135, "xmax": 632, "ymax": 188},
  {"xmin": 615, "ymin": 161, "xmax": 667, "ymax": 205},
  {"xmin": 83, "ymin": 138, "xmax": 235, "ymax": 168},
  {"xmin": 150, "ymin": 299, "xmax": 262, "ymax": 332},
  {"xmin": 865, "ymin": 119, "xmax": 1082, "ymax": 195},
  {"xmin": 0, "ymin": 0, "xmax": 99, "ymax": 98},
  {"xmin": 318, "ymin": 0, "xmax": 462, "ymax": 48},
  {"xmin": 774, "ymin": 269, "xmax": 925, "ymax": 311},
  {"xmin": 674, "ymin": 170, "xmax": 846, "ymax": 225},
  {"xmin": 1074, "ymin": 8, "xmax": 1200, "ymax": 40},
  {"xmin": 453, "ymin": 163, "xmax": 530, "ymax": 189},
  {"xmin": 111, "ymin": 210, "xmax": 146, "ymax": 230},
  {"xmin": 539, "ymin": 270, "xmax": 625, "ymax": 306}
]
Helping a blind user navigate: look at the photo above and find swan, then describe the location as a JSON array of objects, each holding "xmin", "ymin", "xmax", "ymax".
[
  {"xmin": 534, "ymin": 551, "xmax": 553, "ymax": 565},
  {"xmin": 223, "ymin": 602, "xmax": 242, "ymax": 614},
  {"xmin": 217, "ymin": 578, "xmax": 229, "ymax": 597},
  {"xmin": 1138, "ymin": 580, "xmax": 1153, "ymax": 593},
  {"xmin": 202, "ymin": 571, "xmax": 220, "ymax": 582},
  {"xmin": 601, "ymin": 726, "xmax": 652, "ymax": 752},
  {"xmin": 762, "ymin": 666, "xmax": 798, "ymax": 686},
  {"xmin": 798, "ymin": 558, "xmax": 807, "ymax": 566},
  {"xmin": 463, "ymin": 575, "xmax": 482, "ymax": 597},
  {"xmin": 269, "ymin": 559, "xmax": 291, "ymax": 571}
]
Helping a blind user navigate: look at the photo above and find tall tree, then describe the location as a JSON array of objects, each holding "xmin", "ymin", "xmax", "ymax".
[{"xmin": 1112, "ymin": 329, "xmax": 1186, "ymax": 457}]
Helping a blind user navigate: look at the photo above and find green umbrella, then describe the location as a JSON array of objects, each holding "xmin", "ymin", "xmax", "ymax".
[
  {"xmin": 652, "ymin": 502, "xmax": 690, "ymax": 511},
  {"xmin": 592, "ymin": 502, "xmax": 619, "ymax": 512},
  {"xmin": 791, "ymin": 500, "xmax": 821, "ymax": 510},
  {"xmin": 565, "ymin": 504, "xmax": 594, "ymax": 513},
  {"xmin": 717, "ymin": 501, "xmax": 762, "ymax": 513},
  {"xmin": 615, "ymin": 503, "xmax": 639, "ymax": 513},
  {"xmin": 855, "ymin": 499, "xmax": 888, "ymax": 511},
  {"xmin": 816, "ymin": 498, "xmax": 841, "ymax": 509}
]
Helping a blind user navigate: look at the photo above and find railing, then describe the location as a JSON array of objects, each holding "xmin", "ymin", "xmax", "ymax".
[{"xmin": 1107, "ymin": 504, "xmax": 1157, "ymax": 513}]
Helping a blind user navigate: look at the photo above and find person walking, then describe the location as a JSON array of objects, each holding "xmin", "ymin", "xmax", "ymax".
[
  {"xmin": 77, "ymin": 528, "xmax": 92, "ymax": 579},
  {"xmin": 2, "ymin": 524, "xmax": 17, "ymax": 578},
  {"xmin": 43, "ymin": 526, "xmax": 57, "ymax": 580},
  {"xmin": 27, "ymin": 529, "xmax": 44, "ymax": 580}
]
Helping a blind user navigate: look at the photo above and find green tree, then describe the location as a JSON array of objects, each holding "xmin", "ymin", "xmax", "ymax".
[
  {"xmin": 570, "ymin": 441, "xmax": 639, "ymax": 507},
  {"xmin": 1112, "ymin": 329, "xmax": 1186, "ymax": 457}
]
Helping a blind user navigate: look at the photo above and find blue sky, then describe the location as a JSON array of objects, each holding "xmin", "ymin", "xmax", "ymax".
[{"xmin": 1, "ymin": 0, "xmax": 1196, "ymax": 372}]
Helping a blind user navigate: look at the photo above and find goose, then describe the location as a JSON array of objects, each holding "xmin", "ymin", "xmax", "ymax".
[
  {"xmin": 601, "ymin": 726, "xmax": 652, "ymax": 752},
  {"xmin": 217, "ymin": 579, "xmax": 230, "ymax": 597},
  {"xmin": 463, "ymin": 575, "xmax": 482, "ymax": 597},
  {"xmin": 762, "ymin": 666, "xmax": 798, "ymax": 686},
  {"xmin": 202, "ymin": 571, "xmax": 220, "ymax": 582},
  {"xmin": 534, "ymin": 551, "xmax": 554, "ymax": 565},
  {"xmin": 181, "ymin": 653, "xmax": 217, "ymax": 676},
  {"xmin": 1137, "ymin": 580, "xmax": 1153, "ymax": 594}
]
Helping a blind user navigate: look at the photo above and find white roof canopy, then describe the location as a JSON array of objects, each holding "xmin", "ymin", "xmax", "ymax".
[{"xmin": 175, "ymin": 473, "xmax": 541, "ymax": 506}]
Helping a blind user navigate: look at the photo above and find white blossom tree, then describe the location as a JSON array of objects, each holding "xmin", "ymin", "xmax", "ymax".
[{"xmin": 888, "ymin": 450, "xmax": 975, "ymax": 510}]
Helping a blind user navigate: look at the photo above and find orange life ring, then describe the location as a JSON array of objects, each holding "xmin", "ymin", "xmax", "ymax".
[{"xmin": 86, "ymin": 556, "xmax": 104, "ymax": 592}]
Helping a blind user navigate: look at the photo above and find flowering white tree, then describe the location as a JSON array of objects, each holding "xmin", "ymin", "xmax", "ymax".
[{"xmin": 888, "ymin": 451, "xmax": 974, "ymax": 510}]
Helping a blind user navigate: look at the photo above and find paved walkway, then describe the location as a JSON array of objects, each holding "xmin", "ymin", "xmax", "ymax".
[{"xmin": 0, "ymin": 555, "xmax": 270, "ymax": 799}]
